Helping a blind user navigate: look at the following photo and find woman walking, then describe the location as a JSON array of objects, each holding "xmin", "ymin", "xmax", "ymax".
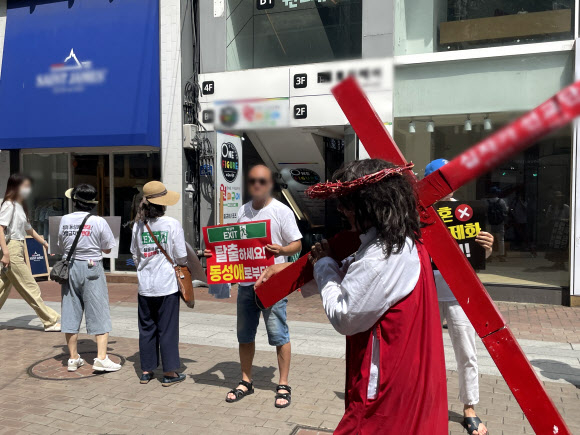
[
  {"xmin": 131, "ymin": 181, "xmax": 187, "ymax": 386},
  {"xmin": 0, "ymin": 173, "xmax": 61, "ymax": 332},
  {"xmin": 58, "ymin": 184, "xmax": 121, "ymax": 372}
]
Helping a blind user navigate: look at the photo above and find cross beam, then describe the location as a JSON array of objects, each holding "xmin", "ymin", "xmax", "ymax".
[{"xmin": 256, "ymin": 77, "xmax": 580, "ymax": 434}]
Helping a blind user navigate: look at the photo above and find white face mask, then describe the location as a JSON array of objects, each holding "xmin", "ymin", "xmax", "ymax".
[{"xmin": 19, "ymin": 186, "xmax": 32, "ymax": 200}]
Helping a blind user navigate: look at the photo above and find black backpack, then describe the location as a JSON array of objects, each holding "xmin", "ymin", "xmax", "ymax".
[{"xmin": 488, "ymin": 199, "xmax": 505, "ymax": 225}]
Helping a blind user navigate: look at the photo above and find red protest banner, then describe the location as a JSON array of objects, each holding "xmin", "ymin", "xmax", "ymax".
[{"xmin": 203, "ymin": 220, "xmax": 275, "ymax": 284}]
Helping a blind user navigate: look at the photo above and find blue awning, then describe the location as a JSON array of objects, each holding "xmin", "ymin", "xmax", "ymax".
[{"xmin": 0, "ymin": 0, "xmax": 160, "ymax": 149}]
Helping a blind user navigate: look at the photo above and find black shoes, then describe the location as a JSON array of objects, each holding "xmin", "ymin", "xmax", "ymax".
[
  {"xmin": 162, "ymin": 373, "xmax": 186, "ymax": 387},
  {"xmin": 140, "ymin": 372, "xmax": 154, "ymax": 384}
]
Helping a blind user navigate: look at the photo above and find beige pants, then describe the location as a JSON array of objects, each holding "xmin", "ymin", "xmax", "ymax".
[{"xmin": 0, "ymin": 240, "xmax": 60, "ymax": 328}]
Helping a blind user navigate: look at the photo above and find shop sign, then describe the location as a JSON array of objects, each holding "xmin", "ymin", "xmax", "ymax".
[
  {"xmin": 290, "ymin": 168, "xmax": 320, "ymax": 185},
  {"xmin": 217, "ymin": 133, "xmax": 243, "ymax": 224},
  {"xmin": 203, "ymin": 220, "xmax": 275, "ymax": 284},
  {"xmin": 434, "ymin": 201, "xmax": 486, "ymax": 270}
]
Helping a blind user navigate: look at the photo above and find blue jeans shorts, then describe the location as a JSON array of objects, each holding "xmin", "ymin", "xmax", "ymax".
[
  {"xmin": 237, "ymin": 284, "xmax": 290, "ymax": 346},
  {"xmin": 61, "ymin": 260, "xmax": 112, "ymax": 335}
]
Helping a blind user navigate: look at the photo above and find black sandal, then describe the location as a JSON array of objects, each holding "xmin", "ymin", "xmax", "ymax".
[
  {"xmin": 464, "ymin": 416, "xmax": 484, "ymax": 435},
  {"xmin": 225, "ymin": 380, "xmax": 254, "ymax": 403},
  {"xmin": 274, "ymin": 384, "xmax": 292, "ymax": 408}
]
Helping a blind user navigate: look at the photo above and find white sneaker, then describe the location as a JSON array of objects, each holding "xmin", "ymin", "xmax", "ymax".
[
  {"xmin": 44, "ymin": 323, "xmax": 61, "ymax": 332},
  {"xmin": 92, "ymin": 356, "xmax": 122, "ymax": 372},
  {"xmin": 68, "ymin": 355, "xmax": 85, "ymax": 372}
]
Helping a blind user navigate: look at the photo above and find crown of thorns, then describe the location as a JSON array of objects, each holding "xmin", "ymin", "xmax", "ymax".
[{"xmin": 305, "ymin": 162, "xmax": 415, "ymax": 199}]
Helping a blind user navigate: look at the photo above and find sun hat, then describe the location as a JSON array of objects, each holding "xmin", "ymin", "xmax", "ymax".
[
  {"xmin": 142, "ymin": 181, "xmax": 180, "ymax": 206},
  {"xmin": 424, "ymin": 158, "xmax": 449, "ymax": 177},
  {"xmin": 65, "ymin": 187, "xmax": 98, "ymax": 204}
]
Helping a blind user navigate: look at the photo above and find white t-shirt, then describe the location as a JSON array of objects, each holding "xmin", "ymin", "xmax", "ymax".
[
  {"xmin": 237, "ymin": 198, "xmax": 302, "ymax": 285},
  {"xmin": 313, "ymin": 228, "xmax": 421, "ymax": 399},
  {"xmin": 131, "ymin": 216, "xmax": 187, "ymax": 297},
  {"xmin": 0, "ymin": 201, "xmax": 32, "ymax": 241},
  {"xmin": 57, "ymin": 212, "xmax": 116, "ymax": 261}
]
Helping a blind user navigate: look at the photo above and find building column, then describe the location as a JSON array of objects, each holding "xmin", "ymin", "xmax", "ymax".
[
  {"xmin": 159, "ymin": 0, "xmax": 184, "ymax": 222},
  {"xmin": 571, "ymin": 37, "xmax": 580, "ymax": 306}
]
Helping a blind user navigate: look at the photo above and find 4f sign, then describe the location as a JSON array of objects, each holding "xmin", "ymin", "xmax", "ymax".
[
  {"xmin": 257, "ymin": 0, "xmax": 275, "ymax": 9},
  {"xmin": 202, "ymin": 81, "xmax": 214, "ymax": 95}
]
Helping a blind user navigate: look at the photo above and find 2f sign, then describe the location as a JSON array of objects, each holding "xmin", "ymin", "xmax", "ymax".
[
  {"xmin": 202, "ymin": 81, "xmax": 214, "ymax": 95},
  {"xmin": 294, "ymin": 104, "xmax": 307, "ymax": 119},
  {"xmin": 257, "ymin": 0, "xmax": 274, "ymax": 9}
]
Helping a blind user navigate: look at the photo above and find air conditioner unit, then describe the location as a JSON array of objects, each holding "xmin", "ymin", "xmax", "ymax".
[{"xmin": 183, "ymin": 124, "xmax": 199, "ymax": 149}]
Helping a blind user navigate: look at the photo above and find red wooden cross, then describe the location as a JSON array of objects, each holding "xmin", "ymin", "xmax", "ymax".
[{"xmin": 256, "ymin": 77, "xmax": 580, "ymax": 434}]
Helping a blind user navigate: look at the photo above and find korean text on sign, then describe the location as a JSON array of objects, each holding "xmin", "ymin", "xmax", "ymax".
[{"xmin": 203, "ymin": 220, "xmax": 274, "ymax": 284}]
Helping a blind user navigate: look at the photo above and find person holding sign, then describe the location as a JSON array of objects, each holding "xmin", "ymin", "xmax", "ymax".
[
  {"xmin": 425, "ymin": 158, "xmax": 493, "ymax": 435},
  {"xmin": 131, "ymin": 181, "xmax": 187, "ymax": 387},
  {"xmin": 0, "ymin": 173, "xmax": 61, "ymax": 332},
  {"xmin": 58, "ymin": 185, "xmax": 120, "ymax": 372},
  {"xmin": 205, "ymin": 165, "xmax": 302, "ymax": 408},
  {"xmin": 257, "ymin": 159, "xmax": 447, "ymax": 433}
]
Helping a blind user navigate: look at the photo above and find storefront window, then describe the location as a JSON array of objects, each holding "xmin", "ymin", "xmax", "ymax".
[
  {"xmin": 395, "ymin": 0, "xmax": 575, "ymax": 55},
  {"xmin": 393, "ymin": 114, "xmax": 571, "ymax": 288},
  {"xmin": 22, "ymin": 153, "xmax": 69, "ymax": 265},
  {"xmin": 113, "ymin": 153, "xmax": 161, "ymax": 271},
  {"xmin": 226, "ymin": 0, "xmax": 362, "ymax": 71}
]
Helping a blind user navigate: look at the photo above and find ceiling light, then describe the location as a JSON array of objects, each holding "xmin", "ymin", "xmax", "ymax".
[
  {"xmin": 408, "ymin": 121, "xmax": 416, "ymax": 134},
  {"xmin": 484, "ymin": 116, "xmax": 493, "ymax": 131},
  {"xmin": 464, "ymin": 116, "xmax": 472, "ymax": 132},
  {"xmin": 426, "ymin": 120, "xmax": 435, "ymax": 133}
]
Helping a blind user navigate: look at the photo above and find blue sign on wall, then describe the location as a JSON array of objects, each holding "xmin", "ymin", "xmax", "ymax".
[{"xmin": 0, "ymin": 0, "xmax": 160, "ymax": 149}]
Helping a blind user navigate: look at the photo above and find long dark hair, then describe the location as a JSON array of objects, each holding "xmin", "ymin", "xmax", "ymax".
[
  {"xmin": 333, "ymin": 159, "xmax": 421, "ymax": 257},
  {"xmin": 2, "ymin": 173, "xmax": 32, "ymax": 217},
  {"xmin": 140, "ymin": 201, "xmax": 166, "ymax": 221}
]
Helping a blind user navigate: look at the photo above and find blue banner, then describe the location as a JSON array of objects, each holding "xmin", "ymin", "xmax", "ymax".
[
  {"xmin": 25, "ymin": 238, "xmax": 49, "ymax": 277},
  {"xmin": 0, "ymin": 0, "xmax": 160, "ymax": 149}
]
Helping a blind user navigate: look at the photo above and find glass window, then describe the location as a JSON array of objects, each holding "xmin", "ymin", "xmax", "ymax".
[
  {"xmin": 226, "ymin": 0, "xmax": 362, "ymax": 71},
  {"xmin": 22, "ymin": 153, "xmax": 69, "ymax": 265},
  {"xmin": 394, "ymin": 114, "xmax": 571, "ymax": 288},
  {"xmin": 113, "ymin": 153, "xmax": 161, "ymax": 271},
  {"xmin": 395, "ymin": 0, "xmax": 575, "ymax": 55}
]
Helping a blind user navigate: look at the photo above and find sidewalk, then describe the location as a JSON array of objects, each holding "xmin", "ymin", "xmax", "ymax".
[{"xmin": 1, "ymin": 284, "xmax": 580, "ymax": 434}]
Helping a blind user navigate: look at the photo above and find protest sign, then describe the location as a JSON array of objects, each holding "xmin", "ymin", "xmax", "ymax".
[
  {"xmin": 203, "ymin": 220, "xmax": 274, "ymax": 284},
  {"xmin": 434, "ymin": 200, "xmax": 486, "ymax": 270}
]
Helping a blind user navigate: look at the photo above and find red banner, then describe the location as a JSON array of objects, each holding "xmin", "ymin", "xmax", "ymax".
[{"xmin": 203, "ymin": 220, "xmax": 275, "ymax": 284}]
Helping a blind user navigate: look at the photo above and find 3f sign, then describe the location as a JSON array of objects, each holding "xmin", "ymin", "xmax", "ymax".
[{"xmin": 257, "ymin": 0, "xmax": 274, "ymax": 9}]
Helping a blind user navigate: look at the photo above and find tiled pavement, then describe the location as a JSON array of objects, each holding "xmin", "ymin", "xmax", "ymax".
[{"xmin": 1, "ymin": 283, "xmax": 580, "ymax": 434}]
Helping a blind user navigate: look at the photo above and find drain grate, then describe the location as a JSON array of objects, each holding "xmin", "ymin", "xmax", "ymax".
[{"xmin": 290, "ymin": 426, "xmax": 333, "ymax": 435}]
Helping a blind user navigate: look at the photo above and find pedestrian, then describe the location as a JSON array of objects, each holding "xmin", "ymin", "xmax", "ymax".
[
  {"xmin": 58, "ymin": 184, "xmax": 121, "ymax": 372},
  {"xmin": 425, "ymin": 158, "xmax": 492, "ymax": 435},
  {"xmin": 0, "ymin": 173, "xmax": 61, "ymax": 332},
  {"xmin": 257, "ymin": 159, "xmax": 448, "ymax": 433},
  {"xmin": 131, "ymin": 181, "xmax": 187, "ymax": 387},
  {"xmin": 205, "ymin": 164, "xmax": 302, "ymax": 408},
  {"xmin": 486, "ymin": 186, "xmax": 508, "ymax": 261}
]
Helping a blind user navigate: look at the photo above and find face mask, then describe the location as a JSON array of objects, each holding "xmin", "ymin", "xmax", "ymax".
[{"xmin": 19, "ymin": 187, "xmax": 32, "ymax": 200}]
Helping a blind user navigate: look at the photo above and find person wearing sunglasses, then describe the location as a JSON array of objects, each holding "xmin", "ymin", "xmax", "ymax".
[{"xmin": 205, "ymin": 164, "xmax": 302, "ymax": 408}]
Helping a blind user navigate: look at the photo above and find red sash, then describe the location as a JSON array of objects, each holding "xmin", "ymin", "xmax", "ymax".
[{"xmin": 335, "ymin": 242, "xmax": 448, "ymax": 434}]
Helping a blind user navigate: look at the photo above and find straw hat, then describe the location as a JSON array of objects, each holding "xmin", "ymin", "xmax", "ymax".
[
  {"xmin": 142, "ymin": 181, "xmax": 180, "ymax": 206},
  {"xmin": 65, "ymin": 187, "xmax": 98, "ymax": 204}
]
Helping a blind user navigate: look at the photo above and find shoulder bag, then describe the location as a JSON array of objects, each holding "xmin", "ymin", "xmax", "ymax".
[
  {"xmin": 145, "ymin": 222, "xmax": 195, "ymax": 309},
  {"xmin": 50, "ymin": 213, "xmax": 91, "ymax": 284}
]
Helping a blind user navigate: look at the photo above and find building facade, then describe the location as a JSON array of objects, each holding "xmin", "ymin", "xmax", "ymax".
[
  {"xmin": 0, "ymin": 0, "xmax": 189, "ymax": 273},
  {"xmin": 197, "ymin": 0, "xmax": 580, "ymax": 305}
]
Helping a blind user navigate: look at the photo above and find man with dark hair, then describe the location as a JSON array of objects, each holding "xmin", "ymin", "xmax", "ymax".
[{"xmin": 206, "ymin": 164, "xmax": 302, "ymax": 407}]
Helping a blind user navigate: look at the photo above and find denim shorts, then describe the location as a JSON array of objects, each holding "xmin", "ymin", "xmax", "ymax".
[
  {"xmin": 237, "ymin": 284, "xmax": 290, "ymax": 346},
  {"xmin": 61, "ymin": 260, "xmax": 112, "ymax": 335}
]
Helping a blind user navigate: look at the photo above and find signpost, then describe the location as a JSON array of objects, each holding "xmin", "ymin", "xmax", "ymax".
[{"xmin": 203, "ymin": 220, "xmax": 275, "ymax": 284}]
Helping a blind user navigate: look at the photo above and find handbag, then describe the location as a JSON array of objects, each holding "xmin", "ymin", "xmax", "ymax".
[
  {"xmin": 50, "ymin": 213, "xmax": 91, "ymax": 284},
  {"xmin": 145, "ymin": 222, "xmax": 195, "ymax": 309}
]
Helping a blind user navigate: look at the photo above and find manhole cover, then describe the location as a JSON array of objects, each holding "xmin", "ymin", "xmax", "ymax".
[
  {"xmin": 291, "ymin": 427, "xmax": 333, "ymax": 435},
  {"xmin": 28, "ymin": 352, "xmax": 125, "ymax": 380}
]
